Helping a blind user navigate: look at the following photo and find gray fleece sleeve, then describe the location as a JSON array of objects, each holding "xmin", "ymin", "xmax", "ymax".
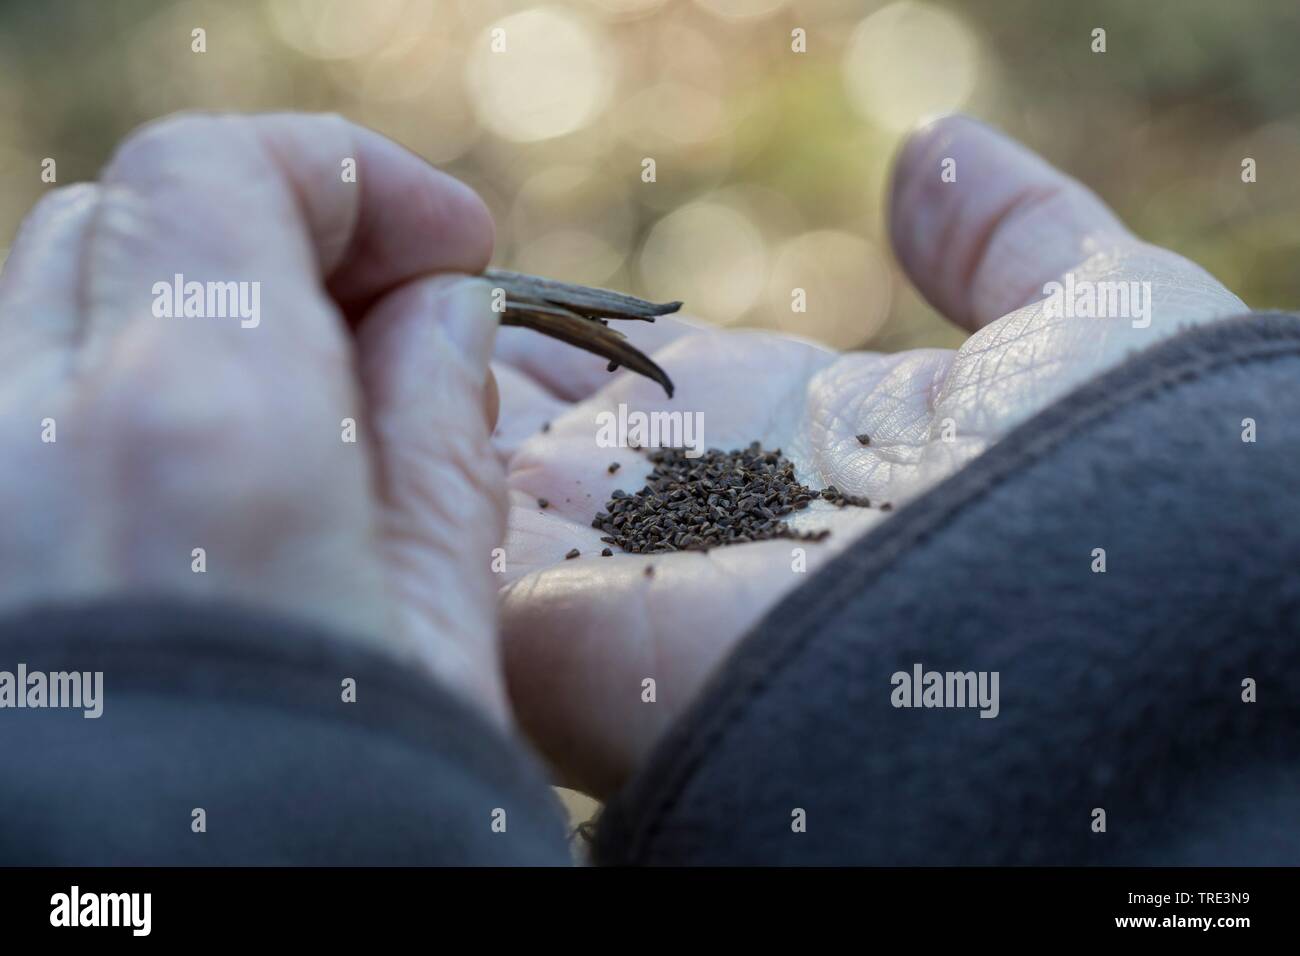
[
  {"xmin": 594, "ymin": 312, "xmax": 1300, "ymax": 866},
  {"xmin": 0, "ymin": 601, "xmax": 571, "ymax": 865}
]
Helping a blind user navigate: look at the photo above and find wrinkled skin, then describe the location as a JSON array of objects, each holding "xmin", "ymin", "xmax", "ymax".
[
  {"xmin": 491, "ymin": 116, "xmax": 1246, "ymax": 797},
  {"xmin": 0, "ymin": 112, "xmax": 1248, "ymax": 800},
  {"xmin": 0, "ymin": 113, "xmax": 512, "ymax": 725}
]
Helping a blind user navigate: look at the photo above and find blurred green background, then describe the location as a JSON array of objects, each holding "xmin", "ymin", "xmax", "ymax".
[{"xmin": 1, "ymin": 0, "xmax": 1297, "ymax": 354}]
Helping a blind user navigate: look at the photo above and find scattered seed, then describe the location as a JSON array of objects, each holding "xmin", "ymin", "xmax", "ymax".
[
  {"xmin": 538, "ymin": 498, "xmax": 549, "ymax": 509},
  {"xmin": 541, "ymin": 421, "xmax": 551, "ymax": 433},
  {"xmin": 565, "ymin": 548, "xmax": 580, "ymax": 560},
  {"xmin": 856, "ymin": 434, "xmax": 871, "ymax": 446},
  {"xmin": 590, "ymin": 443, "xmax": 871, "ymax": 554},
  {"xmin": 880, "ymin": 502, "xmax": 893, "ymax": 512},
  {"xmin": 608, "ymin": 462, "xmax": 621, "ymax": 474},
  {"xmin": 601, "ymin": 548, "xmax": 613, "ymax": 557},
  {"xmin": 644, "ymin": 565, "xmax": 655, "ymax": 577},
  {"xmin": 834, "ymin": 493, "xmax": 871, "ymax": 508}
]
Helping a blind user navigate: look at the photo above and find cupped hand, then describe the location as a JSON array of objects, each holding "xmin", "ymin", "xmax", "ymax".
[
  {"xmin": 0, "ymin": 113, "xmax": 510, "ymax": 724},
  {"xmin": 492, "ymin": 115, "xmax": 1248, "ymax": 796}
]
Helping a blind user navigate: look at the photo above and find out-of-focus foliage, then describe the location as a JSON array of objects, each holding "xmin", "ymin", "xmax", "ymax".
[{"xmin": 1, "ymin": 0, "xmax": 1297, "ymax": 351}]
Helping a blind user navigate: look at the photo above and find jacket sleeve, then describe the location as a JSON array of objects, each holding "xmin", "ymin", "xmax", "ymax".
[
  {"xmin": 594, "ymin": 311, "xmax": 1300, "ymax": 866},
  {"xmin": 0, "ymin": 600, "xmax": 571, "ymax": 865}
]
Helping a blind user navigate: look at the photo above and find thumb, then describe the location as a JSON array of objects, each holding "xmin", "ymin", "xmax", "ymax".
[
  {"xmin": 889, "ymin": 115, "xmax": 1130, "ymax": 332},
  {"xmin": 357, "ymin": 275, "xmax": 510, "ymax": 726},
  {"xmin": 888, "ymin": 115, "xmax": 1244, "ymax": 334}
]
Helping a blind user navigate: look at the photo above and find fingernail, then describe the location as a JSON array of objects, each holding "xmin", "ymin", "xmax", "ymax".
[{"xmin": 435, "ymin": 277, "xmax": 498, "ymax": 369}]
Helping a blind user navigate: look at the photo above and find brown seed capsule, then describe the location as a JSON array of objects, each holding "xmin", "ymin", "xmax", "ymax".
[
  {"xmin": 601, "ymin": 548, "xmax": 613, "ymax": 556},
  {"xmin": 608, "ymin": 462, "xmax": 621, "ymax": 474},
  {"xmin": 488, "ymin": 269, "xmax": 679, "ymax": 397},
  {"xmin": 856, "ymin": 434, "xmax": 870, "ymax": 446},
  {"xmin": 565, "ymin": 548, "xmax": 580, "ymax": 559},
  {"xmin": 538, "ymin": 498, "xmax": 549, "ymax": 509}
]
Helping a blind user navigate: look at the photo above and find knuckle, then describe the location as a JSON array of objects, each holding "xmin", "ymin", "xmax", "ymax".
[
  {"xmin": 104, "ymin": 111, "xmax": 250, "ymax": 180},
  {"xmin": 24, "ymin": 183, "xmax": 100, "ymax": 222}
]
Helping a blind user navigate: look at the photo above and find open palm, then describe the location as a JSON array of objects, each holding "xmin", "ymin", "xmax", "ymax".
[{"xmin": 489, "ymin": 116, "xmax": 1246, "ymax": 797}]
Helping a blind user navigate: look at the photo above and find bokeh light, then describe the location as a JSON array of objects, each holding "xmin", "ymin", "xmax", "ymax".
[
  {"xmin": 692, "ymin": 0, "xmax": 791, "ymax": 22},
  {"xmin": 639, "ymin": 199, "xmax": 768, "ymax": 324},
  {"xmin": 583, "ymin": 0, "xmax": 670, "ymax": 17},
  {"xmin": 509, "ymin": 164, "xmax": 634, "ymax": 285},
  {"xmin": 466, "ymin": 7, "xmax": 614, "ymax": 143},
  {"xmin": 0, "ymin": 0, "xmax": 1297, "ymax": 349},
  {"xmin": 268, "ymin": 0, "xmax": 416, "ymax": 60},
  {"xmin": 842, "ymin": 2, "xmax": 982, "ymax": 131},
  {"xmin": 769, "ymin": 231, "xmax": 894, "ymax": 348}
]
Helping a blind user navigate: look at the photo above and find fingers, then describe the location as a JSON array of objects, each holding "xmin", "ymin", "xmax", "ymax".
[
  {"xmin": 80, "ymin": 113, "xmax": 336, "ymax": 365},
  {"xmin": 0, "ymin": 185, "xmax": 102, "ymax": 369},
  {"xmin": 104, "ymin": 112, "xmax": 494, "ymax": 312},
  {"xmin": 889, "ymin": 115, "xmax": 1132, "ymax": 332},
  {"xmin": 1, "ymin": 112, "xmax": 493, "ymax": 380},
  {"xmin": 356, "ymin": 275, "xmax": 511, "ymax": 725},
  {"xmin": 245, "ymin": 114, "xmax": 494, "ymax": 318}
]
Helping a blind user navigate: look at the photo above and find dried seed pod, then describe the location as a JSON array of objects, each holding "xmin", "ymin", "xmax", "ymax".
[{"xmin": 487, "ymin": 269, "xmax": 679, "ymax": 397}]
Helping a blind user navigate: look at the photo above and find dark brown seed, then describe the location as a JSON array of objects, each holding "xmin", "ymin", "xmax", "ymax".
[
  {"xmin": 856, "ymin": 434, "xmax": 870, "ymax": 446},
  {"xmin": 608, "ymin": 462, "xmax": 621, "ymax": 474},
  {"xmin": 880, "ymin": 502, "xmax": 893, "ymax": 512},
  {"xmin": 541, "ymin": 421, "xmax": 551, "ymax": 433},
  {"xmin": 565, "ymin": 548, "xmax": 580, "ymax": 559},
  {"xmin": 601, "ymin": 548, "xmax": 613, "ymax": 556},
  {"xmin": 832, "ymin": 493, "xmax": 871, "ymax": 508},
  {"xmin": 592, "ymin": 443, "xmax": 869, "ymax": 555},
  {"xmin": 644, "ymin": 565, "xmax": 655, "ymax": 578},
  {"xmin": 538, "ymin": 498, "xmax": 549, "ymax": 509}
]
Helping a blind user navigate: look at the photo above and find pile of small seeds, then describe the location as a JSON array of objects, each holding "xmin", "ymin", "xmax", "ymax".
[{"xmin": 589, "ymin": 442, "xmax": 873, "ymax": 555}]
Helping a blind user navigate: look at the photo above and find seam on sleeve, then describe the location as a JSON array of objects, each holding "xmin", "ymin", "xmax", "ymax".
[{"xmin": 602, "ymin": 311, "xmax": 1300, "ymax": 864}]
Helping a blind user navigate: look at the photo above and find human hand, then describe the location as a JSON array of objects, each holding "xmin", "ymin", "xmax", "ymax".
[
  {"xmin": 491, "ymin": 115, "xmax": 1247, "ymax": 795},
  {"xmin": 0, "ymin": 113, "xmax": 511, "ymax": 724}
]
